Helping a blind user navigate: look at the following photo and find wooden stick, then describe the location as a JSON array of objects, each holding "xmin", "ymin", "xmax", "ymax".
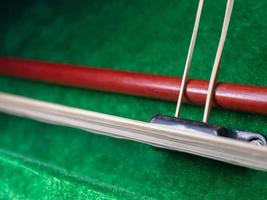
[
  {"xmin": 1, "ymin": 57, "xmax": 267, "ymax": 115},
  {"xmin": 175, "ymin": 0, "xmax": 204, "ymax": 117},
  {"xmin": 203, "ymin": 0, "xmax": 234, "ymax": 122},
  {"xmin": 0, "ymin": 92, "xmax": 267, "ymax": 171}
]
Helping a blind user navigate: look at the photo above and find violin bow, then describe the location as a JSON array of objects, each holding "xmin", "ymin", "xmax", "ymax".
[{"xmin": 1, "ymin": 0, "xmax": 267, "ymax": 170}]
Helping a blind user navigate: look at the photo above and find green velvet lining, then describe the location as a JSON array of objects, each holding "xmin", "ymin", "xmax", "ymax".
[{"xmin": 0, "ymin": 0, "xmax": 267, "ymax": 199}]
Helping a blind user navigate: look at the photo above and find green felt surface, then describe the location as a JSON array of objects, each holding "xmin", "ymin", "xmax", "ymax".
[{"xmin": 0, "ymin": 0, "xmax": 267, "ymax": 199}]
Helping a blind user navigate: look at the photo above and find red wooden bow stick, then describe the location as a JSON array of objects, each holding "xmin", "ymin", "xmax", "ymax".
[{"xmin": 0, "ymin": 57, "xmax": 267, "ymax": 115}]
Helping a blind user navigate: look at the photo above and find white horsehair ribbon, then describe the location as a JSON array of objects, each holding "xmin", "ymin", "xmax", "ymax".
[{"xmin": 0, "ymin": 92, "xmax": 266, "ymax": 171}]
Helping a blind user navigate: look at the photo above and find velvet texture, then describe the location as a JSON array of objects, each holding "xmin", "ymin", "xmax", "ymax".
[{"xmin": 0, "ymin": 0, "xmax": 266, "ymax": 199}]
